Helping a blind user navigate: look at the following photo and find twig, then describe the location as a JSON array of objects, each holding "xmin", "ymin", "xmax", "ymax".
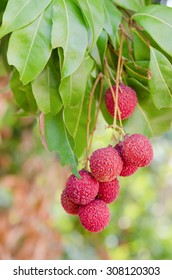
[
  {"xmin": 88, "ymin": 77, "xmax": 104, "ymax": 154},
  {"xmin": 85, "ymin": 72, "xmax": 104, "ymax": 169}
]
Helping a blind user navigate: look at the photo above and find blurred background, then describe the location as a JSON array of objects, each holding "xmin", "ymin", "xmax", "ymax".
[{"xmin": 0, "ymin": 76, "xmax": 172, "ymax": 260}]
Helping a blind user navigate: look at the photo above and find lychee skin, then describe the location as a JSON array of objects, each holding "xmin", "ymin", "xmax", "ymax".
[
  {"xmin": 61, "ymin": 189, "xmax": 79, "ymax": 215},
  {"xmin": 78, "ymin": 199, "xmax": 110, "ymax": 232},
  {"xmin": 121, "ymin": 134, "xmax": 153, "ymax": 167},
  {"xmin": 114, "ymin": 142, "xmax": 138, "ymax": 177},
  {"xmin": 120, "ymin": 164, "xmax": 138, "ymax": 177},
  {"xmin": 98, "ymin": 178, "xmax": 120, "ymax": 204},
  {"xmin": 90, "ymin": 146, "xmax": 123, "ymax": 182},
  {"xmin": 66, "ymin": 170, "xmax": 99, "ymax": 205},
  {"xmin": 105, "ymin": 83, "xmax": 138, "ymax": 120}
]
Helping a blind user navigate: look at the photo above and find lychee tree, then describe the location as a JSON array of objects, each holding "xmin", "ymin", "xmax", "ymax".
[{"xmin": 0, "ymin": 0, "xmax": 172, "ymax": 178}]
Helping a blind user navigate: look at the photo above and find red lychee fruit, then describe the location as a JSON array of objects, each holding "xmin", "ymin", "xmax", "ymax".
[
  {"xmin": 78, "ymin": 199, "xmax": 110, "ymax": 232},
  {"xmin": 121, "ymin": 134, "xmax": 153, "ymax": 167},
  {"xmin": 120, "ymin": 164, "xmax": 138, "ymax": 177},
  {"xmin": 114, "ymin": 142, "xmax": 138, "ymax": 177},
  {"xmin": 90, "ymin": 146, "xmax": 123, "ymax": 182},
  {"xmin": 61, "ymin": 189, "xmax": 79, "ymax": 215},
  {"xmin": 105, "ymin": 83, "xmax": 138, "ymax": 120},
  {"xmin": 66, "ymin": 169, "xmax": 99, "ymax": 205},
  {"xmin": 98, "ymin": 178, "xmax": 120, "ymax": 204}
]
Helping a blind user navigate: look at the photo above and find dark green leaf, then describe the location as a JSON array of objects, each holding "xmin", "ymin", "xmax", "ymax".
[
  {"xmin": 10, "ymin": 69, "xmax": 37, "ymax": 113},
  {"xmin": 32, "ymin": 57, "xmax": 62, "ymax": 114},
  {"xmin": 51, "ymin": 0, "xmax": 88, "ymax": 78},
  {"xmin": 44, "ymin": 111, "xmax": 79, "ymax": 176},
  {"xmin": 7, "ymin": 3, "xmax": 52, "ymax": 84},
  {"xmin": 0, "ymin": 0, "xmax": 52, "ymax": 38},
  {"xmin": 125, "ymin": 61, "xmax": 150, "ymax": 85},
  {"xmin": 76, "ymin": 0, "xmax": 105, "ymax": 50},
  {"xmin": 103, "ymin": 0, "xmax": 122, "ymax": 49},
  {"xmin": 149, "ymin": 47, "xmax": 172, "ymax": 109},
  {"xmin": 132, "ymin": 5, "xmax": 172, "ymax": 57}
]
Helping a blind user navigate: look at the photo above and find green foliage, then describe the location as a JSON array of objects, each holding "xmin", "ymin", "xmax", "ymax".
[
  {"xmin": 0, "ymin": 0, "xmax": 52, "ymax": 38},
  {"xmin": 149, "ymin": 47, "xmax": 172, "ymax": 108},
  {"xmin": 7, "ymin": 3, "xmax": 53, "ymax": 84},
  {"xmin": 44, "ymin": 111, "xmax": 78, "ymax": 176},
  {"xmin": 51, "ymin": 0, "xmax": 88, "ymax": 78},
  {"xmin": 0, "ymin": 0, "xmax": 172, "ymax": 172},
  {"xmin": 132, "ymin": 5, "xmax": 172, "ymax": 56}
]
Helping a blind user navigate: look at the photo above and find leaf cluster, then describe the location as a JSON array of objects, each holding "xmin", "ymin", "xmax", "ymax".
[{"xmin": 0, "ymin": 0, "xmax": 172, "ymax": 173}]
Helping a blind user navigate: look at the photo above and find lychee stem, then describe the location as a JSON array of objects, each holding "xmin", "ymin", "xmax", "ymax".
[
  {"xmin": 114, "ymin": 32, "xmax": 124, "ymax": 129},
  {"xmin": 88, "ymin": 76, "xmax": 104, "ymax": 154},
  {"xmin": 104, "ymin": 60, "xmax": 124, "ymax": 138},
  {"xmin": 85, "ymin": 72, "xmax": 104, "ymax": 170}
]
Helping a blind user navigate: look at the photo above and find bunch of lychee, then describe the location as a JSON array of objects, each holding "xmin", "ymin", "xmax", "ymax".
[{"xmin": 60, "ymin": 83, "xmax": 154, "ymax": 233}]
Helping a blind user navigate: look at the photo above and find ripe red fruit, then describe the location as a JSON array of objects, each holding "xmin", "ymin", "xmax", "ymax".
[
  {"xmin": 114, "ymin": 142, "xmax": 138, "ymax": 177},
  {"xmin": 98, "ymin": 178, "xmax": 120, "ymax": 204},
  {"xmin": 120, "ymin": 164, "xmax": 138, "ymax": 177},
  {"xmin": 61, "ymin": 189, "xmax": 79, "ymax": 215},
  {"xmin": 78, "ymin": 199, "xmax": 110, "ymax": 232},
  {"xmin": 90, "ymin": 146, "xmax": 123, "ymax": 182},
  {"xmin": 105, "ymin": 83, "xmax": 138, "ymax": 120},
  {"xmin": 66, "ymin": 169, "xmax": 99, "ymax": 205},
  {"xmin": 121, "ymin": 134, "xmax": 153, "ymax": 167}
]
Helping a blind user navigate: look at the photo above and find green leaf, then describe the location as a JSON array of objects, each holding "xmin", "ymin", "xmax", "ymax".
[
  {"xmin": 51, "ymin": 0, "xmax": 88, "ymax": 78},
  {"xmin": 59, "ymin": 56, "xmax": 94, "ymax": 156},
  {"xmin": 7, "ymin": 4, "xmax": 52, "ymax": 85},
  {"xmin": 10, "ymin": 69, "xmax": 37, "ymax": 113},
  {"xmin": 125, "ymin": 61, "xmax": 150, "ymax": 85},
  {"xmin": 0, "ymin": 0, "xmax": 8, "ymax": 14},
  {"xmin": 59, "ymin": 56, "xmax": 94, "ymax": 107},
  {"xmin": 44, "ymin": 111, "xmax": 79, "ymax": 176},
  {"xmin": 124, "ymin": 78, "xmax": 172, "ymax": 137},
  {"xmin": 103, "ymin": 0, "xmax": 122, "ymax": 49},
  {"xmin": 90, "ymin": 30, "xmax": 108, "ymax": 70},
  {"xmin": 112, "ymin": 0, "xmax": 146, "ymax": 12},
  {"xmin": 76, "ymin": 0, "xmax": 105, "ymax": 50},
  {"xmin": 149, "ymin": 47, "xmax": 172, "ymax": 109},
  {"xmin": 132, "ymin": 5, "xmax": 172, "ymax": 57},
  {"xmin": 32, "ymin": 55, "xmax": 62, "ymax": 114},
  {"xmin": 133, "ymin": 30, "xmax": 150, "ymax": 61},
  {"xmin": 0, "ymin": 0, "xmax": 52, "ymax": 38}
]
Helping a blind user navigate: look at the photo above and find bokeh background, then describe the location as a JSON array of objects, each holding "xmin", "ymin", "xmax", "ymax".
[{"xmin": 0, "ymin": 76, "xmax": 172, "ymax": 260}]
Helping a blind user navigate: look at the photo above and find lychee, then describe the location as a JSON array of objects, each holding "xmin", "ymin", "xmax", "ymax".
[
  {"xmin": 120, "ymin": 164, "xmax": 138, "ymax": 177},
  {"xmin": 105, "ymin": 83, "xmax": 138, "ymax": 120},
  {"xmin": 90, "ymin": 146, "xmax": 123, "ymax": 182},
  {"xmin": 121, "ymin": 134, "xmax": 153, "ymax": 167},
  {"xmin": 66, "ymin": 169, "xmax": 99, "ymax": 205},
  {"xmin": 114, "ymin": 142, "xmax": 138, "ymax": 177},
  {"xmin": 61, "ymin": 189, "xmax": 79, "ymax": 215},
  {"xmin": 98, "ymin": 178, "xmax": 120, "ymax": 204},
  {"xmin": 78, "ymin": 199, "xmax": 110, "ymax": 232}
]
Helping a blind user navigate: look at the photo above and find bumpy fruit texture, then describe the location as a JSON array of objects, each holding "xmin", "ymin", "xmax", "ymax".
[
  {"xmin": 120, "ymin": 164, "xmax": 138, "ymax": 177},
  {"xmin": 105, "ymin": 83, "xmax": 138, "ymax": 120},
  {"xmin": 121, "ymin": 134, "xmax": 153, "ymax": 167},
  {"xmin": 78, "ymin": 199, "xmax": 110, "ymax": 232},
  {"xmin": 90, "ymin": 146, "xmax": 123, "ymax": 182},
  {"xmin": 66, "ymin": 169, "xmax": 99, "ymax": 205},
  {"xmin": 114, "ymin": 142, "xmax": 138, "ymax": 177},
  {"xmin": 98, "ymin": 178, "xmax": 120, "ymax": 204},
  {"xmin": 61, "ymin": 189, "xmax": 79, "ymax": 215}
]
